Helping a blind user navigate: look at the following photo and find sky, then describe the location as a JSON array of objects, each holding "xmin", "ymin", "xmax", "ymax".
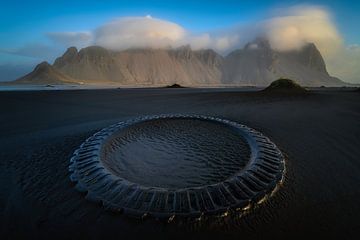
[{"xmin": 0, "ymin": 0, "xmax": 359, "ymax": 83}]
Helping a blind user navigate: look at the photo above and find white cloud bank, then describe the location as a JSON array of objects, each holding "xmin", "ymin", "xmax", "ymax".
[
  {"xmin": 94, "ymin": 15, "xmax": 186, "ymax": 50},
  {"xmin": 91, "ymin": 15, "xmax": 242, "ymax": 52},
  {"xmin": 261, "ymin": 5, "xmax": 358, "ymax": 81},
  {"xmin": 264, "ymin": 6, "xmax": 343, "ymax": 57},
  {"xmin": 4, "ymin": 5, "xmax": 359, "ymax": 83}
]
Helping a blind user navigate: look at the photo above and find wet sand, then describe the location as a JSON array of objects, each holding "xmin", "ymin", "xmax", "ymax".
[{"xmin": 0, "ymin": 88, "xmax": 359, "ymax": 239}]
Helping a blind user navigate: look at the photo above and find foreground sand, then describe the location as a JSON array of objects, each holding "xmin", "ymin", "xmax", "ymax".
[{"xmin": 0, "ymin": 88, "xmax": 359, "ymax": 239}]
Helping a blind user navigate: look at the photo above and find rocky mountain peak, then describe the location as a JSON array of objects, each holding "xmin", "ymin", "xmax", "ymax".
[
  {"xmin": 54, "ymin": 47, "xmax": 78, "ymax": 68},
  {"xmin": 298, "ymin": 43, "xmax": 328, "ymax": 73},
  {"xmin": 172, "ymin": 45, "xmax": 193, "ymax": 59},
  {"xmin": 64, "ymin": 47, "xmax": 78, "ymax": 57},
  {"xmin": 222, "ymin": 38, "xmax": 342, "ymax": 86},
  {"xmin": 195, "ymin": 49, "xmax": 223, "ymax": 67},
  {"xmin": 244, "ymin": 37, "xmax": 272, "ymax": 50},
  {"xmin": 176, "ymin": 45, "xmax": 192, "ymax": 52},
  {"xmin": 34, "ymin": 61, "xmax": 52, "ymax": 72},
  {"xmin": 16, "ymin": 61, "xmax": 73, "ymax": 84},
  {"xmin": 77, "ymin": 46, "xmax": 111, "ymax": 60}
]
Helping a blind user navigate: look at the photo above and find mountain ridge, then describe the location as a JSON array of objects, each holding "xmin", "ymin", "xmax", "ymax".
[
  {"xmin": 15, "ymin": 61, "xmax": 75, "ymax": 84},
  {"xmin": 51, "ymin": 45, "xmax": 223, "ymax": 86},
  {"xmin": 221, "ymin": 38, "xmax": 343, "ymax": 86},
  {"xmin": 14, "ymin": 39, "xmax": 346, "ymax": 87}
]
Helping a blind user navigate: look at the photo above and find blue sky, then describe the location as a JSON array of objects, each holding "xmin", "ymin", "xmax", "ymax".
[
  {"xmin": 0, "ymin": 0, "xmax": 359, "ymax": 82},
  {"xmin": 1, "ymin": 0, "xmax": 359, "ymax": 44}
]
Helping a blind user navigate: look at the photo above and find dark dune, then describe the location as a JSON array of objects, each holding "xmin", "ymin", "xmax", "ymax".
[
  {"xmin": 164, "ymin": 83, "xmax": 186, "ymax": 88},
  {"xmin": 0, "ymin": 87, "xmax": 359, "ymax": 239},
  {"xmin": 262, "ymin": 78, "xmax": 307, "ymax": 94}
]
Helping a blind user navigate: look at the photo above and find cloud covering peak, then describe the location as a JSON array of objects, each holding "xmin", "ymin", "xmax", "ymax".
[
  {"xmin": 93, "ymin": 16, "xmax": 186, "ymax": 50},
  {"xmin": 48, "ymin": 6, "xmax": 344, "ymax": 59},
  {"xmin": 87, "ymin": 16, "xmax": 242, "ymax": 52},
  {"xmin": 264, "ymin": 5, "xmax": 342, "ymax": 57}
]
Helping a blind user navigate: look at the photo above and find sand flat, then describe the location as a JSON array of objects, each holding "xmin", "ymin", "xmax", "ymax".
[{"xmin": 0, "ymin": 88, "xmax": 359, "ymax": 239}]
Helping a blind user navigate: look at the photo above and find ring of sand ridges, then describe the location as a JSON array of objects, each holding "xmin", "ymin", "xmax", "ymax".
[{"xmin": 69, "ymin": 114, "xmax": 285, "ymax": 219}]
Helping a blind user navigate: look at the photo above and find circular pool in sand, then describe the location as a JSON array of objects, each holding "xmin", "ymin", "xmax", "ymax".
[{"xmin": 69, "ymin": 115, "xmax": 285, "ymax": 219}]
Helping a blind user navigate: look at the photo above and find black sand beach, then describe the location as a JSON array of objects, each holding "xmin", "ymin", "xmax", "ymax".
[{"xmin": 0, "ymin": 88, "xmax": 359, "ymax": 239}]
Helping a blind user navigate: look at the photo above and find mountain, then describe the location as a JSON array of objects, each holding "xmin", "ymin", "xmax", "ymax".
[
  {"xmin": 52, "ymin": 45, "xmax": 223, "ymax": 86},
  {"xmin": 14, "ymin": 62, "xmax": 74, "ymax": 84},
  {"xmin": 222, "ymin": 38, "xmax": 343, "ymax": 86},
  {"xmin": 14, "ymin": 39, "xmax": 346, "ymax": 87}
]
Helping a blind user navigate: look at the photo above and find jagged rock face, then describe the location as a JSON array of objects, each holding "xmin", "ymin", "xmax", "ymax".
[
  {"xmin": 282, "ymin": 43, "xmax": 328, "ymax": 74},
  {"xmin": 222, "ymin": 39, "xmax": 276, "ymax": 86},
  {"xmin": 18, "ymin": 39, "xmax": 345, "ymax": 87},
  {"xmin": 53, "ymin": 47, "xmax": 78, "ymax": 68},
  {"xmin": 222, "ymin": 38, "xmax": 343, "ymax": 86},
  {"xmin": 52, "ymin": 46, "xmax": 223, "ymax": 86},
  {"xmin": 53, "ymin": 46, "xmax": 120, "ymax": 83},
  {"xmin": 15, "ymin": 62, "xmax": 74, "ymax": 84}
]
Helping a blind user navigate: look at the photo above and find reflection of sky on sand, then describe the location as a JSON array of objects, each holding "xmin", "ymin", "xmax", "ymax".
[{"xmin": 103, "ymin": 118, "xmax": 251, "ymax": 188}]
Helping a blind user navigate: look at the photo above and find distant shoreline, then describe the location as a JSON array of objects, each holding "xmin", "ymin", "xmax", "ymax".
[{"xmin": 0, "ymin": 83, "xmax": 358, "ymax": 92}]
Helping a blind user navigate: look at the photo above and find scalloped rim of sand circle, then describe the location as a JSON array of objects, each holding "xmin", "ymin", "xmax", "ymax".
[{"xmin": 69, "ymin": 114, "xmax": 285, "ymax": 219}]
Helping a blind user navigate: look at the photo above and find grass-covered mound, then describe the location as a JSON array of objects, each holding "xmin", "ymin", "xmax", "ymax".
[{"xmin": 263, "ymin": 78, "xmax": 307, "ymax": 93}]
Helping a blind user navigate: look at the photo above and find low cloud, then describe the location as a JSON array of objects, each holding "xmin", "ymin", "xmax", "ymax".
[
  {"xmin": 327, "ymin": 44, "xmax": 360, "ymax": 83},
  {"xmin": 261, "ymin": 6, "xmax": 359, "ymax": 83},
  {"xmin": 90, "ymin": 16, "xmax": 242, "ymax": 52},
  {"xmin": 93, "ymin": 16, "xmax": 186, "ymax": 50},
  {"xmin": 0, "ymin": 43, "xmax": 58, "ymax": 59},
  {"xmin": 263, "ymin": 5, "xmax": 343, "ymax": 59},
  {"xmin": 46, "ymin": 32, "xmax": 92, "ymax": 48}
]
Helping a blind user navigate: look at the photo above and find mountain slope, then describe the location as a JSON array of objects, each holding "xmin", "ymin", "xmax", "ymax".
[
  {"xmin": 15, "ymin": 62, "xmax": 75, "ymax": 84},
  {"xmin": 222, "ymin": 38, "xmax": 344, "ymax": 86},
  {"xmin": 52, "ymin": 45, "xmax": 223, "ymax": 86}
]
